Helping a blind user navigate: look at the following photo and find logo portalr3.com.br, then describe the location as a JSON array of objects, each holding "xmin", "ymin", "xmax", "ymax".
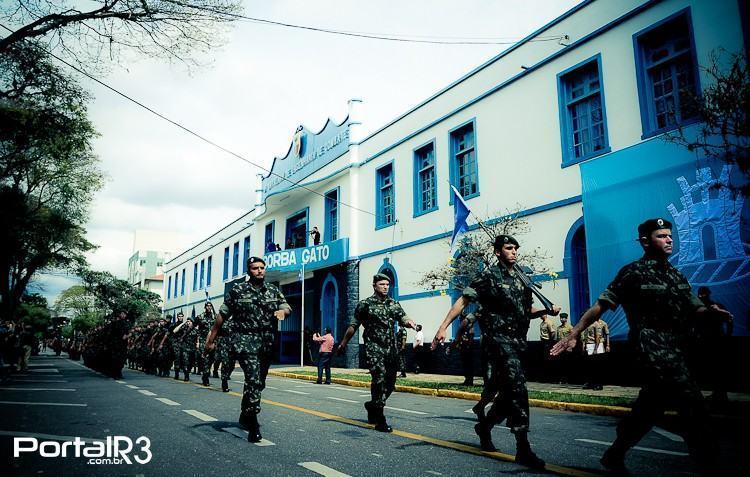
[{"xmin": 14, "ymin": 436, "xmax": 152, "ymax": 465}]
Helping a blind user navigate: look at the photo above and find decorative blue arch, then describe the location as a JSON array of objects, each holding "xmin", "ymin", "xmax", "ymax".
[
  {"xmin": 563, "ymin": 216, "xmax": 590, "ymax": 324},
  {"xmin": 378, "ymin": 258, "xmax": 399, "ymax": 299},
  {"xmin": 320, "ymin": 273, "xmax": 340, "ymax": 340}
]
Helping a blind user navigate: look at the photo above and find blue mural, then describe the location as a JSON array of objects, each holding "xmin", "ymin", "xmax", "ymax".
[{"xmin": 580, "ymin": 138, "xmax": 749, "ymax": 339}]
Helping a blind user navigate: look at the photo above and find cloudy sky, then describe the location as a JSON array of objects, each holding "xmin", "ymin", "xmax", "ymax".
[{"xmin": 30, "ymin": 0, "xmax": 582, "ymax": 305}]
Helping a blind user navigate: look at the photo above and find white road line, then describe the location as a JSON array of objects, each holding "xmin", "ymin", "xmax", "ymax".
[
  {"xmin": 295, "ymin": 384, "xmax": 315, "ymax": 387},
  {"xmin": 329, "ymin": 387, "xmax": 366, "ymax": 394},
  {"xmin": 265, "ymin": 386, "xmax": 278, "ymax": 390},
  {"xmin": 330, "ymin": 439, "xmax": 340, "ymax": 443},
  {"xmin": 29, "ymin": 369, "xmax": 60, "ymax": 373},
  {"xmin": 0, "ymin": 430, "xmax": 103, "ymax": 442},
  {"xmin": 115, "ymin": 380, "xmax": 126, "ymax": 384},
  {"xmin": 371, "ymin": 453, "xmax": 383, "ymax": 458},
  {"xmin": 183, "ymin": 410, "xmax": 218, "ymax": 422},
  {"xmin": 0, "ymin": 387, "xmax": 75, "ymax": 392},
  {"xmin": 221, "ymin": 427, "xmax": 276, "ymax": 446},
  {"xmin": 8, "ymin": 379, "xmax": 67, "ymax": 383},
  {"xmin": 358, "ymin": 394, "xmax": 370, "ymax": 397},
  {"xmin": 654, "ymin": 427, "xmax": 684, "ymax": 442},
  {"xmin": 298, "ymin": 462, "xmax": 351, "ymax": 477},
  {"xmin": 285, "ymin": 390, "xmax": 310, "ymax": 395},
  {"xmin": 326, "ymin": 397, "xmax": 358, "ymax": 404},
  {"xmin": 575, "ymin": 439, "xmax": 688, "ymax": 456},
  {"xmin": 125, "ymin": 385, "xmax": 140, "ymax": 389},
  {"xmin": 426, "ymin": 471, "xmax": 443, "ymax": 476},
  {"xmin": 0, "ymin": 401, "xmax": 86, "ymax": 407},
  {"xmin": 384, "ymin": 406, "xmax": 427, "ymax": 415},
  {"xmin": 155, "ymin": 398, "xmax": 180, "ymax": 406},
  {"xmin": 28, "ymin": 364, "xmax": 57, "ymax": 367},
  {"xmin": 138, "ymin": 390, "xmax": 157, "ymax": 396}
]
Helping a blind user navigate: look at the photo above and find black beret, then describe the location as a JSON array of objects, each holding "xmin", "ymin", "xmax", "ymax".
[
  {"xmin": 247, "ymin": 256, "xmax": 266, "ymax": 266},
  {"xmin": 638, "ymin": 218, "xmax": 672, "ymax": 238},
  {"xmin": 559, "ymin": 312, "xmax": 569, "ymax": 318},
  {"xmin": 494, "ymin": 234, "xmax": 519, "ymax": 248},
  {"xmin": 373, "ymin": 273, "xmax": 391, "ymax": 284}
]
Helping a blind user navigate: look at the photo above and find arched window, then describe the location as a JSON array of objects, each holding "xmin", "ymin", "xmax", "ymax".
[
  {"xmin": 564, "ymin": 217, "xmax": 590, "ymax": 324},
  {"xmin": 701, "ymin": 224, "xmax": 717, "ymax": 261},
  {"xmin": 320, "ymin": 274, "xmax": 339, "ymax": 340},
  {"xmin": 378, "ymin": 260, "xmax": 399, "ymax": 299}
]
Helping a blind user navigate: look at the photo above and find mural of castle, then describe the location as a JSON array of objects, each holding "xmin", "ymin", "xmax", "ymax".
[{"xmin": 667, "ymin": 166, "xmax": 748, "ymax": 286}]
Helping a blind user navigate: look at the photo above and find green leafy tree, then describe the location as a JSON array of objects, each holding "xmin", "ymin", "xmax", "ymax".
[
  {"xmin": 0, "ymin": 41, "xmax": 103, "ymax": 322},
  {"xmin": 16, "ymin": 293, "xmax": 52, "ymax": 335},
  {"xmin": 79, "ymin": 270, "xmax": 162, "ymax": 321}
]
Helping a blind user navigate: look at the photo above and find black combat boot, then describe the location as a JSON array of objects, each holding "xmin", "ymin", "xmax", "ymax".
[
  {"xmin": 474, "ymin": 421, "xmax": 496, "ymax": 451},
  {"xmin": 472, "ymin": 402, "xmax": 486, "ymax": 422},
  {"xmin": 183, "ymin": 371, "xmax": 189, "ymax": 382},
  {"xmin": 374, "ymin": 408, "xmax": 392, "ymax": 433},
  {"xmin": 202, "ymin": 375, "xmax": 210, "ymax": 386},
  {"xmin": 174, "ymin": 369, "xmax": 180, "ymax": 380},
  {"xmin": 514, "ymin": 432, "xmax": 545, "ymax": 469},
  {"xmin": 246, "ymin": 413, "xmax": 262, "ymax": 443},
  {"xmin": 364, "ymin": 401, "xmax": 377, "ymax": 424},
  {"xmin": 221, "ymin": 379, "xmax": 230, "ymax": 392},
  {"xmin": 600, "ymin": 445, "xmax": 628, "ymax": 474}
]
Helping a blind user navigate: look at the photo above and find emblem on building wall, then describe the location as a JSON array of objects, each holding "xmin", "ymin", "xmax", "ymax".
[{"xmin": 292, "ymin": 125, "xmax": 306, "ymax": 159}]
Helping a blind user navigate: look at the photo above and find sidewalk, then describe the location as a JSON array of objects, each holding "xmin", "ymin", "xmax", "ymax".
[{"xmin": 268, "ymin": 365, "xmax": 750, "ymax": 418}]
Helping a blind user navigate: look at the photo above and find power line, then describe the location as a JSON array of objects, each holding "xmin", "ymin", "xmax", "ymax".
[{"xmin": 0, "ymin": 24, "xmax": 377, "ymax": 218}]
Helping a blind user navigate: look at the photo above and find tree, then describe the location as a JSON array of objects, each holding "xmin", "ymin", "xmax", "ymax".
[
  {"xmin": 0, "ymin": 41, "xmax": 103, "ymax": 321},
  {"xmin": 0, "ymin": 0, "xmax": 242, "ymax": 71},
  {"xmin": 79, "ymin": 269, "xmax": 162, "ymax": 321},
  {"xmin": 417, "ymin": 206, "xmax": 553, "ymax": 293},
  {"xmin": 55, "ymin": 284, "xmax": 106, "ymax": 333},
  {"xmin": 16, "ymin": 293, "xmax": 52, "ymax": 336},
  {"xmin": 665, "ymin": 49, "xmax": 750, "ymax": 195}
]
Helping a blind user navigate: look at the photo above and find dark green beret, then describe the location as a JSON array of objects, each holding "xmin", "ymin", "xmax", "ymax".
[
  {"xmin": 638, "ymin": 218, "xmax": 672, "ymax": 238},
  {"xmin": 559, "ymin": 312, "xmax": 569, "ymax": 319},
  {"xmin": 373, "ymin": 273, "xmax": 391, "ymax": 284},
  {"xmin": 494, "ymin": 234, "xmax": 519, "ymax": 248}
]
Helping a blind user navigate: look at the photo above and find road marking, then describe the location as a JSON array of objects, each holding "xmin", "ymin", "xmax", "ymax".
[
  {"xmin": 295, "ymin": 384, "xmax": 314, "ymax": 387},
  {"xmin": 0, "ymin": 401, "xmax": 86, "ymax": 407},
  {"xmin": 0, "ymin": 387, "xmax": 75, "ymax": 392},
  {"xmin": 575, "ymin": 439, "xmax": 688, "ymax": 456},
  {"xmin": 426, "ymin": 471, "xmax": 443, "ymax": 476},
  {"xmin": 260, "ymin": 398, "xmax": 603, "ymax": 477},
  {"xmin": 28, "ymin": 364, "xmax": 57, "ymax": 367},
  {"xmin": 115, "ymin": 380, "xmax": 126, "ymax": 384},
  {"xmin": 285, "ymin": 389, "xmax": 310, "ymax": 395},
  {"xmin": 183, "ymin": 410, "xmax": 218, "ymax": 422},
  {"xmin": 298, "ymin": 462, "xmax": 351, "ymax": 477},
  {"xmin": 330, "ymin": 439, "xmax": 340, "ymax": 443},
  {"xmin": 126, "ymin": 385, "xmax": 140, "ymax": 389},
  {"xmin": 329, "ymin": 386, "xmax": 367, "ymax": 394},
  {"xmin": 384, "ymin": 406, "xmax": 427, "ymax": 415},
  {"xmin": 653, "ymin": 427, "xmax": 684, "ymax": 442},
  {"xmin": 0, "ymin": 430, "xmax": 103, "ymax": 442},
  {"xmin": 327, "ymin": 397, "xmax": 358, "ymax": 404},
  {"xmin": 155, "ymin": 398, "xmax": 180, "ymax": 406},
  {"xmin": 138, "ymin": 390, "xmax": 157, "ymax": 396},
  {"xmin": 359, "ymin": 394, "xmax": 370, "ymax": 397},
  {"xmin": 221, "ymin": 427, "xmax": 276, "ymax": 446},
  {"xmin": 29, "ymin": 369, "xmax": 60, "ymax": 373},
  {"xmin": 371, "ymin": 453, "xmax": 382, "ymax": 458},
  {"xmin": 8, "ymin": 379, "xmax": 68, "ymax": 383},
  {"xmin": 265, "ymin": 385, "xmax": 278, "ymax": 390}
]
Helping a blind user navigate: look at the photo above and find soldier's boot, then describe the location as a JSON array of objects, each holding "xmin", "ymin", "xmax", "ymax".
[
  {"xmin": 202, "ymin": 374, "xmax": 210, "ymax": 386},
  {"xmin": 174, "ymin": 369, "xmax": 180, "ymax": 380},
  {"xmin": 212, "ymin": 368, "xmax": 219, "ymax": 378},
  {"xmin": 183, "ymin": 371, "xmax": 189, "ymax": 382},
  {"xmin": 472, "ymin": 402, "xmax": 486, "ymax": 422},
  {"xmin": 474, "ymin": 422, "xmax": 497, "ymax": 452},
  {"xmin": 373, "ymin": 408, "xmax": 392, "ymax": 433},
  {"xmin": 221, "ymin": 379, "xmax": 230, "ymax": 392},
  {"xmin": 246, "ymin": 414, "xmax": 262, "ymax": 443},
  {"xmin": 514, "ymin": 432, "xmax": 545, "ymax": 470},
  {"xmin": 600, "ymin": 445, "xmax": 628, "ymax": 474},
  {"xmin": 363, "ymin": 401, "xmax": 377, "ymax": 424}
]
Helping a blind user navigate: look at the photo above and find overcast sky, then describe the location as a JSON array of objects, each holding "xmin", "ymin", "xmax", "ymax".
[{"xmin": 29, "ymin": 0, "xmax": 582, "ymax": 306}]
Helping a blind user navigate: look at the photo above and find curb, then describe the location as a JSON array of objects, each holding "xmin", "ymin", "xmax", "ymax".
[{"xmin": 268, "ymin": 371, "xmax": 632, "ymax": 417}]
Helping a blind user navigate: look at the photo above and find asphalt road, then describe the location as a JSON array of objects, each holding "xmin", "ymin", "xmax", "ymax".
[{"xmin": 0, "ymin": 354, "xmax": 744, "ymax": 476}]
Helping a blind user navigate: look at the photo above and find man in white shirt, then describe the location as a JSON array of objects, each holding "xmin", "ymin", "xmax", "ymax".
[{"xmin": 414, "ymin": 324, "xmax": 425, "ymax": 373}]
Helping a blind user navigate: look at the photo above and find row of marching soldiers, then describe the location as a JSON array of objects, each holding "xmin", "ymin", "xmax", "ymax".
[{"xmin": 125, "ymin": 303, "xmax": 236, "ymax": 392}]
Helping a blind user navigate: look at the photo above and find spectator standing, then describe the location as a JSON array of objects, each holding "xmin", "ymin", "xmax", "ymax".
[
  {"xmin": 555, "ymin": 313, "xmax": 573, "ymax": 383},
  {"xmin": 413, "ymin": 324, "xmax": 425, "ymax": 374},
  {"xmin": 313, "ymin": 328, "xmax": 334, "ymax": 384},
  {"xmin": 696, "ymin": 286, "xmax": 733, "ymax": 403},
  {"xmin": 18, "ymin": 326, "xmax": 34, "ymax": 371},
  {"xmin": 582, "ymin": 317, "xmax": 609, "ymax": 390},
  {"xmin": 310, "ymin": 226, "xmax": 321, "ymax": 245}
]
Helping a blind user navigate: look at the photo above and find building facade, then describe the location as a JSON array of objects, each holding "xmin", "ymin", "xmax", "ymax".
[{"xmin": 163, "ymin": 0, "xmax": 749, "ymax": 367}]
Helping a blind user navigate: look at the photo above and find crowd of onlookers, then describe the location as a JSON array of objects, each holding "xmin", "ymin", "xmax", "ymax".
[{"xmin": 0, "ymin": 321, "xmax": 51, "ymax": 376}]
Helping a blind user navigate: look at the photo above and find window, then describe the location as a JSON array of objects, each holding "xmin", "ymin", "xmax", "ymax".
[
  {"xmin": 265, "ymin": 222, "xmax": 275, "ymax": 252},
  {"xmin": 634, "ymin": 10, "xmax": 699, "ymax": 137},
  {"xmin": 175, "ymin": 274, "xmax": 179, "ymax": 298},
  {"xmin": 242, "ymin": 236, "xmax": 251, "ymax": 274},
  {"xmin": 450, "ymin": 121, "xmax": 479, "ymax": 200},
  {"xmin": 286, "ymin": 209, "xmax": 308, "ymax": 249},
  {"xmin": 232, "ymin": 241, "xmax": 240, "ymax": 277},
  {"xmin": 167, "ymin": 276, "xmax": 172, "ymax": 299},
  {"xmin": 181, "ymin": 268, "xmax": 186, "ymax": 295},
  {"xmin": 413, "ymin": 141, "xmax": 437, "ymax": 216},
  {"xmin": 206, "ymin": 256, "xmax": 212, "ymax": 287},
  {"xmin": 223, "ymin": 246, "xmax": 229, "ymax": 280},
  {"xmin": 324, "ymin": 189, "xmax": 339, "ymax": 241},
  {"xmin": 376, "ymin": 163, "xmax": 395, "ymax": 228},
  {"xmin": 192, "ymin": 263, "xmax": 198, "ymax": 291},
  {"xmin": 558, "ymin": 55, "xmax": 609, "ymax": 165},
  {"xmin": 199, "ymin": 259, "xmax": 205, "ymax": 289}
]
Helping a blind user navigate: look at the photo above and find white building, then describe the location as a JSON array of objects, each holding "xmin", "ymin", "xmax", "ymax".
[{"xmin": 164, "ymin": 0, "xmax": 749, "ymax": 367}]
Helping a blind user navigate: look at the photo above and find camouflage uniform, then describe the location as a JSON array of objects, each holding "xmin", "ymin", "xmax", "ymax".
[
  {"xmin": 170, "ymin": 322, "xmax": 187, "ymax": 378},
  {"xmin": 463, "ymin": 263, "xmax": 533, "ymax": 434},
  {"xmin": 350, "ymin": 294, "xmax": 410, "ymax": 410},
  {"xmin": 599, "ymin": 255, "xmax": 714, "ymax": 467},
  {"xmin": 219, "ymin": 279, "xmax": 288, "ymax": 417},
  {"xmin": 181, "ymin": 317, "xmax": 202, "ymax": 379},
  {"xmin": 198, "ymin": 312, "xmax": 217, "ymax": 381},
  {"xmin": 396, "ymin": 326, "xmax": 408, "ymax": 376}
]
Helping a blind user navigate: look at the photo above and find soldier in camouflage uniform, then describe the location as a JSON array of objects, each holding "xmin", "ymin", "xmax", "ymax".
[
  {"xmin": 180, "ymin": 315, "xmax": 202, "ymax": 382},
  {"xmin": 337, "ymin": 273, "xmax": 417, "ymax": 433},
  {"xmin": 552, "ymin": 218, "xmax": 730, "ymax": 475},
  {"xmin": 199, "ymin": 302, "xmax": 218, "ymax": 386},
  {"xmin": 170, "ymin": 313, "xmax": 187, "ymax": 380},
  {"xmin": 157, "ymin": 315, "xmax": 176, "ymax": 377},
  {"xmin": 433, "ymin": 235, "xmax": 559, "ymax": 469},
  {"xmin": 205, "ymin": 256, "xmax": 291, "ymax": 442}
]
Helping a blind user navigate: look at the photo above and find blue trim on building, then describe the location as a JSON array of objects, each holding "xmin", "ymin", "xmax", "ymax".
[
  {"xmin": 632, "ymin": 7, "xmax": 702, "ymax": 139},
  {"xmin": 557, "ymin": 53, "xmax": 612, "ymax": 168},
  {"xmin": 261, "ymin": 160, "xmax": 352, "ymax": 204},
  {"xmin": 412, "ymin": 138, "xmax": 438, "ymax": 218},
  {"xmin": 358, "ymin": 1, "xmax": 662, "ymax": 169}
]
